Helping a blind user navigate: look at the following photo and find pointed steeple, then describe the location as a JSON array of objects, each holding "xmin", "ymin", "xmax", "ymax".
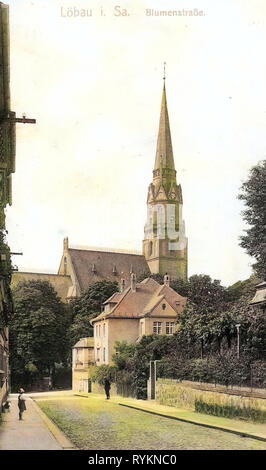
[
  {"xmin": 143, "ymin": 72, "xmax": 188, "ymax": 281},
  {"xmin": 154, "ymin": 79, "xmax": 175, "ymax": 172}
]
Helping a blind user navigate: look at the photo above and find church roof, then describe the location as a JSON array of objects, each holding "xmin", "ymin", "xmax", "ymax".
[
  {"xmin": 154, "ymin": 82, "xmax": 176, "ymax": 172},
  {"xmin": 91, "ymin": 277, "xmax": 186, "ymax": 322},
  {"xmin": 67, "ymin": 248, "xmax": 149, "ymax": 293},
  {"xmin": 11, "ymin": 272, "xmax": 72, "ymax": 303}
]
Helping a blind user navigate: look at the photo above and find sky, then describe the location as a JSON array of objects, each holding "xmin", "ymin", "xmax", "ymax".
[{"xmin": 4, "ymin": 0, "xmax": 266, "ymax": 286}]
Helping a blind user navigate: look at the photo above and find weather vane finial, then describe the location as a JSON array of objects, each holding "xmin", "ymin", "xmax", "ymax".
[{"xmin": 163, "ymin": 62, "xmax": 166, "ymax": 82}]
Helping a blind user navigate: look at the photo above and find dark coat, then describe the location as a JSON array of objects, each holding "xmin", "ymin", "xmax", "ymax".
[
  {"xmin": 18, "ymin": 394, "xmax": 26, "ymax": 412},
  {"xmin": 104, "ymin": 380, "xmax": 111, "ymax": 392}
]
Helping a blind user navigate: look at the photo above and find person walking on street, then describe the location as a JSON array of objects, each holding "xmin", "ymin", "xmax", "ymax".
[
  {"xmin": 18, "ymin": 388, "xmax": 26, "ymax": 420},
  {"xmin": 104, "ymin": 379, "xmax": 111, "ymax": 400}
]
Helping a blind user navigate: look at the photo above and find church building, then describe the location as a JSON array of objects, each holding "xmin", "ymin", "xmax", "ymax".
[{"xmin": 12, "ymin": 77, "xmax": 188, "ymax": 300}]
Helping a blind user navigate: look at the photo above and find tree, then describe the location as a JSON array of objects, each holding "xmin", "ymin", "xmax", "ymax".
[
  {"xmin": 170, "ymin": 275, "xmax": 230, "ymax": 356},
  {"xmin": 0, "ymin": 229, "xmax": 13, "ymax": 328},
  {"xmin": 137, "ymin": 271, "xmax": 164, "ymax": 283},
  {"xmin": 90, "ymin": 364, "xmax": 116, "ymax": 385},
  {"xmin": 238, "ymin": 160, "xmax": 266, "ymax": 280},
  {"xmin": 10, "ymin": 280, "xmax": 70, "ymax": 389},
  {"xmin": 69, "ymin": 280, "xmax": 119, "ymax": 346}
]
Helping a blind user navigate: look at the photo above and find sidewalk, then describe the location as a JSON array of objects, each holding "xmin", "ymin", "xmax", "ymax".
[
  {"xmin": 0, "ymin": 394, "xmax": 72, "ymax": 450},
  {"xmin": 117, "ymin": 398, "xmax": 266, "ymax": 442}
]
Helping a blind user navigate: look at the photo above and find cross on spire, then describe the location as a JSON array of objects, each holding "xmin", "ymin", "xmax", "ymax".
[{"xmin": 163, "ymin": 62, "xmax": 166, "ymax": 82}]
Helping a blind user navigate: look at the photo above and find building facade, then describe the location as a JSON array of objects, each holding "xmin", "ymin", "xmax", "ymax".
[
  {"xmin": 91, "ymin": 274, "xmax": 187, "ymax": 365},
  {"xmin": 0, "ymin": 2, "xmax": 15, "ymax": 410},
  {"xmin": 72, "ymin": 337, "xmax": 94, "ymax": 393}
]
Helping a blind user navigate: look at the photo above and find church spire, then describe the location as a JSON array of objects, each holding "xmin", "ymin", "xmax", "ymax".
[
  {"xmin": 143, "ymin": 73, "xmax": 188, "ymax": 281},
  {"xmin": 154, "ymin": 72, "xmax": 175, "ymax": 173}
]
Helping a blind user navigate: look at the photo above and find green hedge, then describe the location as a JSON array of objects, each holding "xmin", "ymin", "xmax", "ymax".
[
  {"xmin": 159, "ymin": 357, "xmax": 266, "ymax": 388},
  {"xmin": 195, "ymin": 397, "xmax": 266, "ymax": 423}
]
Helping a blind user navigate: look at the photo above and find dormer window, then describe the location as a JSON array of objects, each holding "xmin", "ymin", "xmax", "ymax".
[{"xmin": 162, "ymin": 303, "xmax": 166, "ymax": 310}]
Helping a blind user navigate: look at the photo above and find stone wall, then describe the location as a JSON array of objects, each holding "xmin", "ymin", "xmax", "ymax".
[
  {"xmin": 156, "ymin": 378, "xmax": 266, "ymax": 412},
  {"xmin": 180, "ymin": 380, "xmax": 266, "ymax": 399}
]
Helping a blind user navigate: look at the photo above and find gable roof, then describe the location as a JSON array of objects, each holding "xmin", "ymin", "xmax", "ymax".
[
  {"xmin": 91, "ymin": 277, "xmax": 187, "ymax": 323},
  {"xmin": 250, "ymin": 282, "xmax": 266, "ymax": 305},
  {"xmin": 67, "ymin": 248, "xmax": 149, "ymax": 293}
]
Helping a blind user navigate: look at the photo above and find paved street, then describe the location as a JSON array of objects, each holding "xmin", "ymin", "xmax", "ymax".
[
  {"xmin": 34, "ymin": 393, "xmax": 266, "ymax": 450},
  {"xmin": 1, "ymin": 392, "xmax": 265, "ymax": 450},
  {"xmin": 0, "ymin": 394, "xmax": 62, "ymax": 450}
]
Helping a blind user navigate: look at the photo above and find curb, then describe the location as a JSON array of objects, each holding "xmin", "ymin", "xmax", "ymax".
[
  {"xmin": 31, "ymin": 399, "xmax": 76, "ymax": 450},
  {"xmin": 119, "ymin": 403, "xmax": 266, "ymax": 443}
]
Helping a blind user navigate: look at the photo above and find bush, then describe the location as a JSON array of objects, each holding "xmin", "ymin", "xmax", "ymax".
[
  {"xmin": 90, "ymin": 364, "xmax": 116, "ymax": 386},
  {"xmin": 195, "ymin": 397, "xmax": 266, "ymax": 423},
  {"xmin": 251, "ymin": 361, "xmax": 266, "ymax": 388}
]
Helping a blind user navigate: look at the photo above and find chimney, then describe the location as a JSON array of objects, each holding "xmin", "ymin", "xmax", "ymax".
[
  {"xmin": 131, "ymin": 273, "xmax": 136, "ymax": 292},
  {"xmin": 164, "ymin": 273, "xmax": 170, "ymax": 287},
  {"xmin": 120, "ymin": 278, "xmax": 126, "ymax": 293}
]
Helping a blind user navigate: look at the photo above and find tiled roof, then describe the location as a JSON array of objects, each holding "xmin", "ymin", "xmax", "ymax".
[
  {"xmin": 256, "ymin": 281, "xmax": 266, "ymax": 288},
  {"xmin": 91, "ymin": 277, "xmax": 187, "ymax": 322},
  {"xmin": 68, "ymin": 248, "xmax": 149, "ymax": 293},
  {"xmin": 250, "ymin": 285, "xmax": 266, "ymax": 305},
  {"xmin": 11, "ymin": 272, "xmax": 72, "ymax": 303}
]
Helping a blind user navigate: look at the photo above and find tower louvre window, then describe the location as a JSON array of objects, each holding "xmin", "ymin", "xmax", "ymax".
[
  {"xmin": 149, "ymin": 241, "xmax": 153, "ymax": 256},
  {"xmin": 63, "ymin": 256, "xmax": 67, "ymax": 275}
]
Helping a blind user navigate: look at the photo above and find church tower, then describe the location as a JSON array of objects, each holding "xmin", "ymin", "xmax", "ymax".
[{"xmin": 143, "ymin": 75, "xmax": 188, "ymax": 280}]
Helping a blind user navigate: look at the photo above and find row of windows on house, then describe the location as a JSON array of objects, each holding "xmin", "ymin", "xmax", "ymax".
[
  {"xmin": 95, "ymin": 323, "xmax": 106, "ymax": 337},
  {"xmin": 152, "ymin": 321, "xmax": 175, "ymax": 335},
  {"xmin": 95, "ymin": 321, "xmax": 176, "ymax": 338}
]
